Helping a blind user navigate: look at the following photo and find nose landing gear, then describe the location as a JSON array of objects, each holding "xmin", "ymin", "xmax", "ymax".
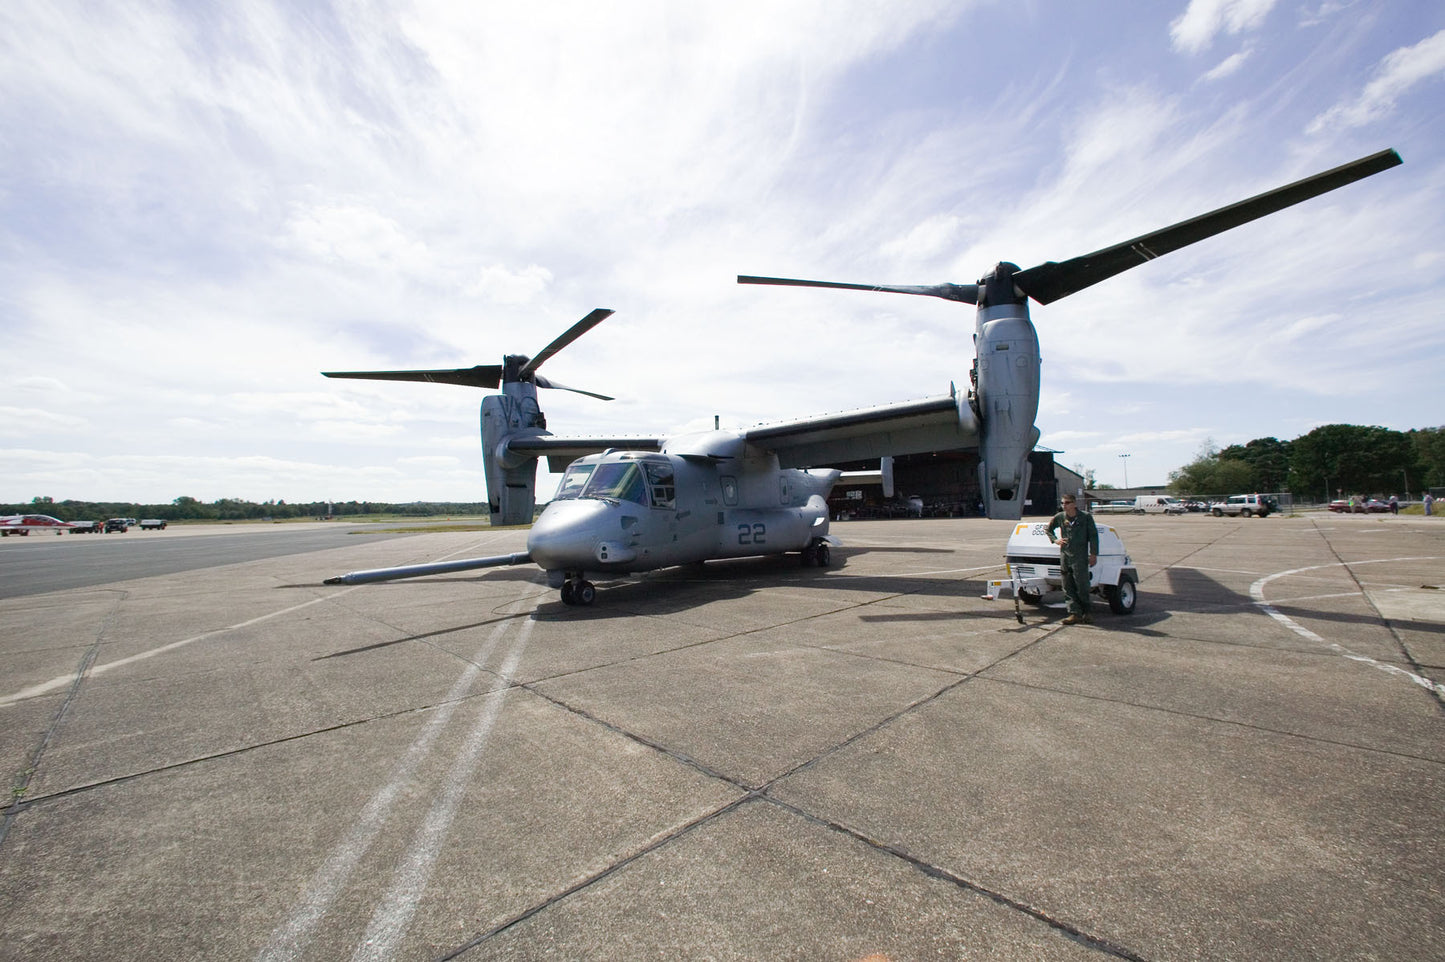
[
  {"xmin": 801, "ymin": 538, "xmax": 832, "ymax": 567},
  {"xmin": 560, "ymin": 577, "xmax": 596, "ymax": 606}
]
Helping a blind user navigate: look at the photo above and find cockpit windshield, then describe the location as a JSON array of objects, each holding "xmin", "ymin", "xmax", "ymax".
[
  {"xmin": 580, "ymin": 461, "xmax": 648, "ymax": 505},
  {"xmin": 553, "ymin": 463, "xmax": 595, "ymax": 501}
]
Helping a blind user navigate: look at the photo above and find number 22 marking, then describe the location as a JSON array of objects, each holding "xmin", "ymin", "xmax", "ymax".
[{"xmin": 737, "ymin": 523, "xmax": 766, "ymax": 545}]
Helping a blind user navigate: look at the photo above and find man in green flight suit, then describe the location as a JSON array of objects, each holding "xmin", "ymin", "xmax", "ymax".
[{"xmin": 1047, "ymin": 494, "xmax": 1099, "ymax": 625}]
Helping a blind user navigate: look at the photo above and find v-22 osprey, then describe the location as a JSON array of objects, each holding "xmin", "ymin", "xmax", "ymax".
[{"xmin": 323, "ymin": 149, "xmax": 1401, "ymax": 605}]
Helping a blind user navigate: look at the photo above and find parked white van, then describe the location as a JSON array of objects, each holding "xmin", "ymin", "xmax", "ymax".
[{"xmin": 1134, "ymin": 495, "xmax": 1185, "ymax": 515}]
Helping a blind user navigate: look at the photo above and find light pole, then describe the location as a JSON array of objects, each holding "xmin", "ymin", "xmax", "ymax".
[{"xmin": 1119, "ymin": 453, "xmax": 1131, "ymax": 490}]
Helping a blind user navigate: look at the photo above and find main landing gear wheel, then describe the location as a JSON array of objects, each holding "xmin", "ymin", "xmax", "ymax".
[{"xmin": 560, "ymin": 579, "xmax": 596, "ymax": 605}]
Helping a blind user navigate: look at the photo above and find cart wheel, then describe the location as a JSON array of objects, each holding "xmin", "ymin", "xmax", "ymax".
[{"xmin": 1105, "ymin": 577, "xmax": 1137, "ymax": 615}]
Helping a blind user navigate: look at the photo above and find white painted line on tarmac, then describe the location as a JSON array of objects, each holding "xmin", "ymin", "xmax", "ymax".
[
  {"xmin": 259, "ymin": 599, "xmax": 529, "ymax": 962},
  {"xmin": 1, "ymin": 534, "xmax": 529, "ymax": 710},
  {"xmin": 0, "ymin": 592, "xmax": 351, "ymax": 709},
  {"xmin": 351, "ymin": 615, "xmax": 536, "ymax": 961},
  {"xmin": 1250, "ymin": 557, "xmax": 1445, "ymax": 697},
  {"xmin": 896, "ymin": 564, "xmax": 1004, "ymax": 577}
]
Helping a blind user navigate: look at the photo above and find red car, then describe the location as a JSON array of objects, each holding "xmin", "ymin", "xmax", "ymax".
[{"xmin": 1328, "ymin": 499, "xmax": 1390, "ymax": 513}]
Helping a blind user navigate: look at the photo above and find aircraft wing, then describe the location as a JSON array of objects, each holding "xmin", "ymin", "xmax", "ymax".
[
  {"xmin": 741, "ymin": 389, "xmax": 977, "ymax": 468},
  {"xmin": 503, "ymin": 434, "xmax": 664, "ymax": 472},
  {"xmin": 496, "ymin": 392, "xmax": 975, "ymax": 471}
]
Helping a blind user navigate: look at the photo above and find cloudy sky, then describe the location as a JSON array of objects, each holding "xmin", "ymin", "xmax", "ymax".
[{"xmin": 3, "ymin": 0, "xmax": 1442, "ymax": 505}]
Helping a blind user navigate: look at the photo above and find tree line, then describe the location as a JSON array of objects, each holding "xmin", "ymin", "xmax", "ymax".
[
  {"xmin": 1167, "ymin": 425, "xmax": 1445, "ymax": 501},
  {"xmin": 4, "ymin": 496, "xmax": 491, "ymax": 522}
]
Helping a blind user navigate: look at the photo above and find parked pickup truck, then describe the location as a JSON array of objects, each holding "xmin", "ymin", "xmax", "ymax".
[
  {"xmin": 66, "ymin": 520, "xmax": 103, "ymax": 534},
  {"xmin": 138, "ymin": 519, "xmax": 168, "ymax": 530},
  {"xmin": 1210, "ymin": 494, "xmax": 1276, "ymax": 517}
]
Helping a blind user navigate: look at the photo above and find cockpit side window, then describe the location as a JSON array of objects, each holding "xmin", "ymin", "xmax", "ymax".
[
  {"xmin": 553, "ymin": 463, "xmax": 596, "ymax": 501},
  {"xmin": 644, "ymin": 461, "xmax": 675, "ymax": 509},
  {"xmin": 581, "ymin": 461, "xmax": 648, "ymax": 505}
]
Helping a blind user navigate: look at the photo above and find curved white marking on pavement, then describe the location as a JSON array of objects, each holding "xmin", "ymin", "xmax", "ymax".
[{"xmin": 1250, "ymin": 557, "xmax": 1445, "ymax": 696}]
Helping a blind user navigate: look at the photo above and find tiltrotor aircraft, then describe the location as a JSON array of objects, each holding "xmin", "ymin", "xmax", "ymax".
[{"xmin": 324, "ymin": 149, "xmax": 1400, "ymax": 604}]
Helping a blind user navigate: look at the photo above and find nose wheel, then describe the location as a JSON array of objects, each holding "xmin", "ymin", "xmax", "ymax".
[
  {"xmin": 560, "ymin": 577, "xmax": 596, "ymax": 606},
  {"xmin": 801, "ymin": 539, "xmax": 831, "ymax": 567}
]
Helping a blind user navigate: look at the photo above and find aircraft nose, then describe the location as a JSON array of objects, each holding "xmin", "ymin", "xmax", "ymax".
[{"xmin": 527, "ymin": 500, "xmax": 617, "ymax": 570}]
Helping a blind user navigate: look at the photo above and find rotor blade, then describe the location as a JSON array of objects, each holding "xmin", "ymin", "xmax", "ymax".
[
  {"xmin": 1013, "ymin": 148, "xmax": 1402, "ymax": 305},
  {"xmin": 738, "ymin": 275, "xmax": 979, "ymax": 305},
  {"xmin": 518, "ymin": 308, "xmax": 614, "ymax": 380},
  {"xmin": 322, "ymin": 365, "xmax": 502, "ymax": 388},
  {"xmin": 532, "ymin": 374, "xmax": 614, "ymax": 401}
]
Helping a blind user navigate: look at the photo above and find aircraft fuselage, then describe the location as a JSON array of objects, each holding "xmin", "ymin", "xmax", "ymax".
[{"xmin": 528, "ymin": 448, "xmax": 835, "ymax": 585}]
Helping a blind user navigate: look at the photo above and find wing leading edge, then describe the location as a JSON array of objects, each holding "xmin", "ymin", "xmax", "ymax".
[{"xmin": 741, "ymin": 389, "xmax": 976, "ymax": 468}]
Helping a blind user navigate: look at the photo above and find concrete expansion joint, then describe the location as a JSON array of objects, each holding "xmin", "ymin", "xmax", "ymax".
[
  {"xmin": 0, "ymin": 591, "xmax": 125, "ymax": 850},
  {"xmin": 522, "ymin": 683, "xmax": 748, "ymax": 790},
  {"xmin": 983, "ymin": 672, "xmax": 1443, "ymax": 765},
  {"xmin": 766, "ymin": 795, "xmax": 1151, "ymax": 961},
  {"xmin": 437, "ymin": 794, "xmax": 750, "ymax": 961},
  {"xmin": 0, "ymin": 703, "xmax": 453, "ymax": 845}
]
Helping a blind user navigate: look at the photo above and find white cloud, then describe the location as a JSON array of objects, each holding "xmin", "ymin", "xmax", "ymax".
[
  {"xmin": 282, "ymin": 203, "xmax": 436, "ymax": 279},
  {"xmin": 0, "ymin": 407, "xmax": 88, "ymax": 436},
  {"xmin": 1308, "ymin": 28, "xmax": 1445, "ymax": 133},
  {"xmin": 1202, "ymin": 50, "xmax": 1251, "ymax": 81},
  {"xmin": 466, "ymin": 264, "xmax": 554, "ymax": 305},
  {"xmin": 1170, "ymin": 0, "xmax": 1278, "ymax": 54}
]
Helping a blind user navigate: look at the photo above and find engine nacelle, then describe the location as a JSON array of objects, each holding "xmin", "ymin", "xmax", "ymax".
[
  {"xmin": 480, "ymin": 393, "xmax": 541, "ymax": 527},
  {"xmin": 973, "ymin": 288, "xmax": 1041, "ymax": 521}
]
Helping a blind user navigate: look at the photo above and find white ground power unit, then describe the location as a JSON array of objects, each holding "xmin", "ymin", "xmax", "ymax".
[{"xmin": 983, "ymin": 519, "xmax": 1139, "ymax": 616}]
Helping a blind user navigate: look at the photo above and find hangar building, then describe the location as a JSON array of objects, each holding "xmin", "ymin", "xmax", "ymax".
[{"xmin": 827, "ymin": 449, "xmax": 1068, "ymax": 518}]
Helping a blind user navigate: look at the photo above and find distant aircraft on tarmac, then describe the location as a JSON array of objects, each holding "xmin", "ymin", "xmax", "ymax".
[{"xmin": 323, "ymin": 149, "xmax": 1402, "ymax": 605}]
